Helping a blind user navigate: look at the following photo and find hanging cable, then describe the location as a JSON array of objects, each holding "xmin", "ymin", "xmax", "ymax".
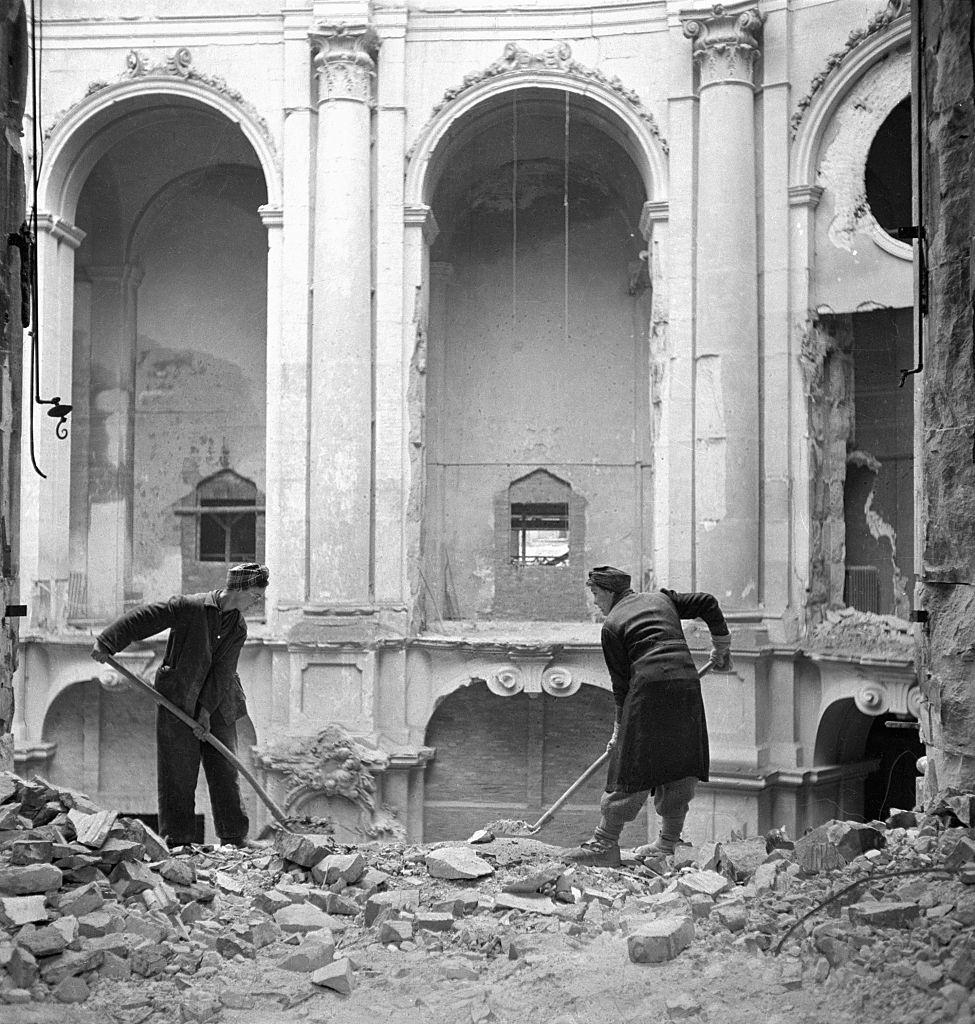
[
  {"xmin": 511, "ymin": 92, "xmax": 518, "ymax": 325},
  {"xmin": 563, "ymin": 91, "xmax": 570, "ymax": 348}
]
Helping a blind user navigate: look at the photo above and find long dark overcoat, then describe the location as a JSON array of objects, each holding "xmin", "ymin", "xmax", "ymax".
[{"xmin": 602, "ymin": 589, "xmax": 728, "ymax": 793}]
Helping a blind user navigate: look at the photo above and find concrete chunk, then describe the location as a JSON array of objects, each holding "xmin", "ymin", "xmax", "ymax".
[
  {"xmin": 0, "ymin": 895, "xmax": 49, "ymax": 927},
  {"xmin": 415, "ymin": 912, "xmax": 455, "ymax": 932},
  {"xmin": 364, "ymin": 888, "xmax": 420, "ymax": 926},
  {"xmin": 67, "ymin": 808, "xmax": 117, "ymax": 849},
  {"xmin": 274, "ymin": 901, "xmax": 336, "ymax": 934},
  {"xmin": 10, "ymin": 839, "xmax": 54, "ymax": 865},
  {"xmin": 52, "ymin": 976, "xmax": 90, "ymax": 1003},
  {"xmin": 40, "ymin": 948, "xmax": 103, "ymax": 985},
  {"xmin": 109, "ymin": 860, "xmax": 156, "ymax": 897},
  {"xmin": 720, "ymin": 838, "xmax": 768, "ymax": 882},
  {"xmin": 15, "ymin": 923, "xmax": 69, "ymax": 958},
  {"xmin": 54, "ymin": 881, "xmax": 104, "ymax": 917},
  {"xmin": 0, "ymin": 863, "xmax": 63, "ymax": 895},
  {"xmin": 380, "ymin": 919, "xmax": 414, "ymax": 944},
  {"xmin": 627, "ymin": 916, "xmax": 695, "ymax": 963},
  {"xmin": 278, "ymin": 930, "xmax": 335, "ymax": 972},
  {"xmin": 945, "ymin": 836, "xmax": 975, "ymax": 870},
  {"xmin": 313, "ymin": 852, "xmax": 366, "ymax": 885},
  {"xmin": 425, "ymin": 847, "xmax": 494, "ymax": 880},
  {"xmin": 273, "ymin": 830, "xmax": 333, "ymax": 868},
  {"xmin": 676, "ymin": 870, "xmax": 730, "ymax": 898},
  {"xmin": 311, "ymin": 956, "xmax": 355, "ymax": 994}
]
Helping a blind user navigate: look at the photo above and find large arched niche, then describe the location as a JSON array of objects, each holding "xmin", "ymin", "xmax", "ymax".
[
  {"xmin": 419, "ymin": 85, "xmax": 657, "ymax": 623},
  {"xmin": 422, "ymin": 680, "xmax": 645, "ymax": 846}
]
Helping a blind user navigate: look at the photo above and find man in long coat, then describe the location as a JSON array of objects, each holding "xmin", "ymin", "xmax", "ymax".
[
  {"xmin": 90, "ymin": 562, "xmax": 269, "ymax": 848},
  {"xmin": 565, "ymin": 566, "xmax": 732, "ymax": 867}
]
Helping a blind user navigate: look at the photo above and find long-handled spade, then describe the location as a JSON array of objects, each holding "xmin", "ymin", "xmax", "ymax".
[
  {"xmin": 103, "ymin": 654, "xmax": 291, "ymax": 830},
  {"xmin": 487, "ymin": 660, "xmax": 715, "ymax": 840}
]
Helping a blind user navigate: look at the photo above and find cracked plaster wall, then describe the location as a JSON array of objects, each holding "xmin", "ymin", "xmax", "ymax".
[{"xmin": 915, "ymin": 0, "xmax": 975, "ymax": 792}]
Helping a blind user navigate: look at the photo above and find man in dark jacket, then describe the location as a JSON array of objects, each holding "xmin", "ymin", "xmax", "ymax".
[
  {"xmin": 90, "ymin": 563, "xmax": 269, "ymax": 848},
  {"xmin": 565, "ymin": 565, "xmax": 732, "ymax": 867}
]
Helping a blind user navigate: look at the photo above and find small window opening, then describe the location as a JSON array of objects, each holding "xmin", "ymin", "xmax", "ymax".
[
  {"xmin": 510, "ymin": 502, "xmax": 569, "ymax": 566},
  {"xmin": 198, "ymin": 498, "xmax": 257, "ymax": 563}
]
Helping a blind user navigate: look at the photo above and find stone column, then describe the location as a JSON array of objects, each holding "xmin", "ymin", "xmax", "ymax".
[
  {"xmin": 307, "ymin": 23, "xmax": 379, "ymax": 605},
  {"xmin": 682, "ymin": 4, "xmax": 764, "ymax": 608},
  {"xmin": 20, "ymin": 214, "xmax": 85, "ymax": 630},
  {"xmin": 84, "ymin": 263, "xmax": 142, "ymax": 620}
]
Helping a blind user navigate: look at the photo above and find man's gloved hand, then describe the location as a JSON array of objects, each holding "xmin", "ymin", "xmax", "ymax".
[
  {"xmin": 710, "ymin": 633, "xmax": 733, "ymax": 672},
  {"xmin": 605, "ymin": 722, "xmax": 620, "ymax": 754},
  {"xmin": 192, "ymin": 709, "xmax": 211, "ymax": 741},
  {"xmin": 90, "ymin": 641, "xmax": 111, "ymax": 664}
]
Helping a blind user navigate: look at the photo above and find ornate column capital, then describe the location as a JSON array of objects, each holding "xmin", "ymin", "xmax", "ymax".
[
  {"xmin": 681, "ymin": 3, "xmax": 765, "ymax": 88},
  {"xmin": 309, "ymin": 23, "xmax": 380, "ymax": 103}
]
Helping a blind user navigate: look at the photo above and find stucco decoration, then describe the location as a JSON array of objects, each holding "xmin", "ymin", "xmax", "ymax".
[
  {"xmin": 681, "ymin": 4, "xmax": 765, "ymax": 87},
  {"xmin": 257, "ymin": 724, "xmax": 403, "ymax": 838},
  {"xmin": 790, "ymin": 0, "xmax": 909, "ymax": 138},
  {"xmin": 43, "ymin": 48, "xmax": 278, "ymax": 166},
  {"xmin": 424, "ymin": 42, "xmax": 668, "ymax": 155},
  {"xmin": 486, "ymin": 652, "xmax": 581, "ymax": 698},
  {"xmin": 309, "ymin": 23, "xmax": 380, "ymax": 104}
]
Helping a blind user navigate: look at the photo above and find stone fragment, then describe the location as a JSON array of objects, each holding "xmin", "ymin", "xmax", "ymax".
[
  {"xmin": 945, "ymin": 836, "xmax": 975, "ymax": 870},
  {"xmin": 719, "ymin": 838, "xmax": 769, "ymax": 882},
  {"xmin": 0, "ymin": 801, "xmax": 23, "ymax": 829},
  {"xmin": 311, "ymin": 956, "xmax": 355, "ymax": 994},
  {"xmin": 492, "ymin": 893, "xmax": 560, "ymax": 916},
  {"xmin": 780, "ymin": 962, "xmax": 803, "ymax": 990},
  {"xmin": 97, "ymin": 838, "xmax": 144, "ymax": 866},
  {"xmin": 54, "ymin": 880, "xmax": 104, "ymax": 917},
  {"xmin": 274, "ymin": 901, "xmax": 335, "ymax": 934},
  {"xmin": 110, "ymin": 860, "xmax": 156, "ymax": 897},
  {"xmin": 273, "ymin": 829, "xmax": 333, "ymax": 868},
  {"xmin": 671, "ymin": 846, "xmax": 698, "ymax": 870},
  {"xmin": 676, "ymin": 870, "xmax": 730, "ymax": 898},
  {"xmin": 467, "ymin": 829, "xmax": 493, "ymax": 844},
  {"xmin": 502, "ymin": 864, "xmax": 564, "ymax": 894},
  {"xmin": 40, "ymin": 948, "xmax": 103, "ymax": 984},
  {"xmin": 415, "ymin": 911, "xmax": 455, "ymax": 932},
  {"xmin": 159, "ymin": 858, "xmax": 197, "ymax": 886},
  {"xmin": 794, "ymin": 820, "xmax": 884, "ymax": 873},
  {"xmin": 948, "ymin": 948, "xmax": 975, "ymax": 987},
  {"xmin": 688, "ymin": 894, "xmax": 712, "ymax": 920},
  {"xmin": 712, "ymin": 902, "xmax": 748, "ymax": 933},
  {"xmin": 213, "ymin": 870, "xmax": 243, "ymax": 894},
  {"xmin": 52, "ymin": 976, "xmax": 89, "ymax": 1003},
  {"xmin": 3, "ymin": 989, "xmax": 32, "ymax": 1004},
  {"xmin": 130, "ymin": 942, "xmax": 171, "ymax": 977},
  {"xmin": 916, "ymin": 962, "xmax": 944, "ymax": 988},
  {"xmin": 254, "ymin": 888, "xmax": 293, "ymax": 915},
  {"xmin": 425, "ymin": 847, "xmax": 494, "ymax": 880},
  {"xmin": 216, "ymin": 932, "xmax": 255, "ymax": 959},
  {"xmin": 313, "ymin": 852, "xmax": 366, "ymax": 885},
  {"xmin": 666, "ymin": 993, "xmax": 702, "ymax": 1019},
  {"xmin": 960, "ymin": 864, "xmax": 975, "ymax": 885},
  {"xmin": 67, "ymin": 808, "xmax": 118, "ymax": 849},
  {"xmin": 241, "ymin": 918, "xmax": 279, "ymax": 948},
  {"xmin": 10, "ymin": 839, "xmax": 54, "ymax": 865},
  {"xmin": 364, "ymin": 888, "xmax": 420, "ymax": 925},
  {"xmin": 124, "ymin": 818, "xmax": 169, "ymax": 861},
  {"xmin": 885, "ymin": 808, "xmax": 918, "ymax": 829},
  {"xmin": 0, "ymin": 863, "xmax": 62, "ymax": 895},
  {"xmin": 847, "ymin": 901, "xmax": 920, "ymax": 928},
  {"xmin": 99, "ymin": 951, "xmax": 131, "ymax": 980},
  {"xmin": 929, "ymin": 788, "xmax": 975, "ymax": 826},
  {"xmin": 278, "ymin": 930, "xmax": 335, "ymax": 972},
  {"xmin": 321, "ymin": 891, "xmax": 359, "ymax": 916},
  {"xmin": 179, "ymin": 992, "xmax": 223, "ymax": 1022},
  {"xmin": 349, "ymin": 867, "xmax": 390, "ymax": 898},
  {"xmin": 380, "ymin": 919, "xmax": 414, "ymax": 944},
  {"xmin": 7, "ymin": 946, "xmax": 38, "ymax": 988},
  {"xmin": 627, "ymin": 916, "xmax": 695, "ymax": 963},
  {"xmin": 15, "ymin": 922, "xmax": 69, "ymax": 958}
]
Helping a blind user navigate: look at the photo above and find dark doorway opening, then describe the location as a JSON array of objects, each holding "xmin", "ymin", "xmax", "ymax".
[{"xmin": 862, "ymin": 714, "xmax": 923, "ymax": 820}]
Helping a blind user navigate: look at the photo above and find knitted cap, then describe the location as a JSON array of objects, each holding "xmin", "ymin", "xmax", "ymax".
[{"xmin": 226, "ymin": 563, "xmax": 270, "ymax": 590}]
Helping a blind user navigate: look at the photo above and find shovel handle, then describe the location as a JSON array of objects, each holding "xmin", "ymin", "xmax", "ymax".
[{"xmin": 102, "ymin": 654, "xmax": 291, "ymax": 829}]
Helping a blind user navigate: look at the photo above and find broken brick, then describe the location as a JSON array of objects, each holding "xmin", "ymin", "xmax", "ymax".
[{"xmin": 627, "ymin": 916, "xmax": 695, "ymax": 963}]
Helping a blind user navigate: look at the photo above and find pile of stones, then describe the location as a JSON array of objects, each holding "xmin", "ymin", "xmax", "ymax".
[{"xmin": 2, "ymin": 769, "xmax": 974, "ymax": 1024}]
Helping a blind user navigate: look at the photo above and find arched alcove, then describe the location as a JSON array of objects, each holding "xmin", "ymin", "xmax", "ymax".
[
  {"xmin": 423, "ymin": 680, "xmax": 645, "ymax": 845},
  {"xmin": 421, "ymin": 87, "xmax": 652, "ymax": 623}
]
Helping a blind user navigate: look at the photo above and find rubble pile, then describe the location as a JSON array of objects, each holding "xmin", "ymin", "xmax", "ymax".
[{"xmin": 1, "ymin": 769, "xmax": 974, "ymax": 1023}]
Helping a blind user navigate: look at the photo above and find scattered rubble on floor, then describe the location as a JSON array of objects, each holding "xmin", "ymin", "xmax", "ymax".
[{"xmin": 1, "ymin": 771, "xmax": 974, "ymax": 1023}]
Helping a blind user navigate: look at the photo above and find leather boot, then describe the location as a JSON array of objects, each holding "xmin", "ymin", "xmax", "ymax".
[{"xmin": 562, "ymin": 835, "xmax": 622, "ymax": 868}]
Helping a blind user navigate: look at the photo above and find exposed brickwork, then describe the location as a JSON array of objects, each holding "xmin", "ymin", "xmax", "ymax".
[
  {"xmin": 915, "ymin": 0, "xmax": 975, "ymax": 791},
  {"xmin": 0, "ymin": 2, "xmax": 25, "ymax": 770}
]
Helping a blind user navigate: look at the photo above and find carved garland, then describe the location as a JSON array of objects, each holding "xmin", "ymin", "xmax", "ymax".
[
  {"xmin": 43, "ymin": 47, "xmax": 278, "ymax": 165},
  {"xmin": 790, "ymin": 0, "xmax": 909, "ymax": 138},
  {"xmin": 417, "ymin": 42, "xmax": 668, "ymax": 157}
]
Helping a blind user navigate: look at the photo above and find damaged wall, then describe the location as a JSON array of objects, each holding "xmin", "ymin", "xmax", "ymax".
[
  {"xmin": 0, "ymin": 1, "xmax": 24, "ymax": 769},
  {"xmin": 915, "ymin": 0, "xmax": 975, "ymax": 793}
]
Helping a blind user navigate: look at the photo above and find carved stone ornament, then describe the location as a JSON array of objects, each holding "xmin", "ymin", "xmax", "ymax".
[
  {"xmin": 309, "ymin": 23, "xmax": 380, "ymax": 105},
  {"xmin": 854, "ymin": 678, "xmax": 921, "ymax": 718},
  {"xmin": 43, "ymin": 48, "xmax": 278, "ymax": 164},
  {"xmin": 425, "ymin": 42, "xmax": 667, "ymax": 155},
  {"xmin": 487, "ymin": 653, "xmax": 581, "ymax": 698},
  {"xmin": 790, "ymin": 0, "xmax": 909, "ymax": 137},
  {"xmin": 681, "ymin": 4, "xmax": 766, "ymax": 87}
]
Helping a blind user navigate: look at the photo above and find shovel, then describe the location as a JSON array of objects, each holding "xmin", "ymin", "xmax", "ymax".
[
  {"xmin": 488, "ymin": 659, "xmax": 716, "ymax": 840},
  {"xmin": 103, "ymin": 654, "xmax": 292, "ymax": 830}
]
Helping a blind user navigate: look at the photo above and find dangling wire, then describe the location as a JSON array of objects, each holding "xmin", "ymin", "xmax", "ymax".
[
  {"xmin": 511, "ymin": 92, "xmax": 518, "ymax": 325},
  {"xmin": 21, "ymin": 0, "xmax": 72, "ymax": 479},
  {"xmin": 563, "ymin": 91, "xmax": 570, "ymax": 348}
]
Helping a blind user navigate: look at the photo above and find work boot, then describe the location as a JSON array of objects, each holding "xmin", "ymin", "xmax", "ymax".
[
  {"xmin": 633, "ymin": 836, "xmax": 689, "ymax": 860},
  {"xmin": 563, "ymin": 835, "xmax": 622, "ymax": 868}
]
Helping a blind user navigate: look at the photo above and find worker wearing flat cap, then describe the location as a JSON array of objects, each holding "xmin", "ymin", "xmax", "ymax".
[
  {"xmin": 91, "ymin": 563, "xmax": 270, "ymax": 848},
  {"xmin": 565, "ymin": 566, "xmax": 733, "ymax": 867}
]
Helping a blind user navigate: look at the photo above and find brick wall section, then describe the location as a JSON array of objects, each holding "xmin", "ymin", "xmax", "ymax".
[
  {"xmin": 0, "ymin": 2, "xmax": 25, "ymax": 771},
  {"xmin": 915, "ymin": 0, "xmax": 975, "ymax": 792}
]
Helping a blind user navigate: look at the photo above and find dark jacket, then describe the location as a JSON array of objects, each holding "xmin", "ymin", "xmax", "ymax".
[
  {"xmin": 602, "ymin": 588, "xmax": 729, "ymax": 793},
  {"xmin": 97, "ymin": 592, "xmax": 248, "ymax": 725}
]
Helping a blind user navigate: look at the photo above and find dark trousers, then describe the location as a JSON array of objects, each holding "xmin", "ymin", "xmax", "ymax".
[{"xmin": 156, "ymin": 708, "xmax": 249, "ymax": 845}]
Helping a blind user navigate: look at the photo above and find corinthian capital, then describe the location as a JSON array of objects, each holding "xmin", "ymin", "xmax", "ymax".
[
  {"xmin": 309, "ymin": 23, "xmax": 380, "ymax": 103},
  {"xmin": 681, "ymin": 3, "xmax": 765, "ymax": 87}
]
